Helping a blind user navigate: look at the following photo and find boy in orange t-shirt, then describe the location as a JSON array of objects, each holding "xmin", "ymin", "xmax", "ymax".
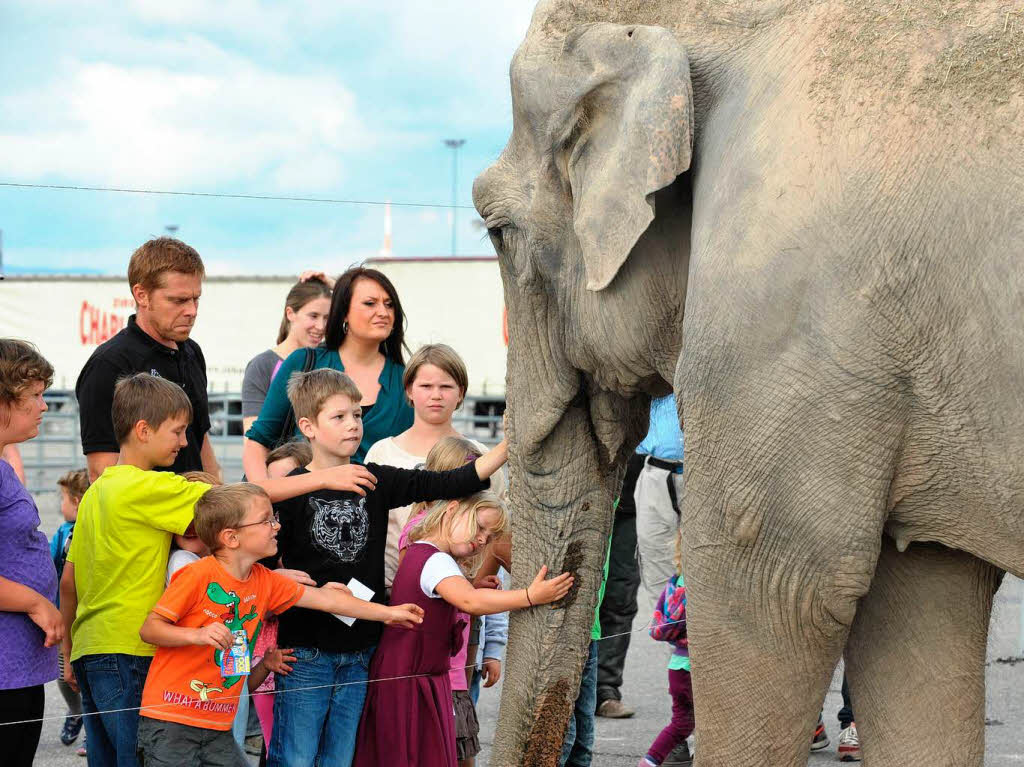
[{"xmin": 137, "ymin": 483, "xmax": 423, "ymax": 765}]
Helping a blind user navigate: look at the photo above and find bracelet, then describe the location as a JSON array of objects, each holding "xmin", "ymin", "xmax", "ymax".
[{"xmin": 525, "ymin": 586, "xmax": 534, "ymax": 607}]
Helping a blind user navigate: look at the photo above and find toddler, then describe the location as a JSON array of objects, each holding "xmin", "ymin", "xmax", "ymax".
[
  {"xmin": 251, "ymin": 440, "xmax": 314, "ymax": 751},
  {"xmin": 639, "ymin": 529, "xmax": 693, "ymax": 767},
  {"xmin": 52, "ymin": 469, "xmax": 89, "ymax": 751},
  {"xmin": 354, "ymin": 490, "xmax": 573, "ymax": 767}
]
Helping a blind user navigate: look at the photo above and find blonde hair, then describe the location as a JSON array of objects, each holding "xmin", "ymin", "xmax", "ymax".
[
  {"xmin": 265, "ymin": 440, "xmax": 313, "ymax": 468},
  {"xmin": 402, "ymin": 344, "xmax": 469, "ymax": 407},
  {"xmin": 57, "ymin": 469, "xmax": 90, "ymax": 501},
  {"xmin": 127, "ymin": 237, "xmax": 205, "ymax": 293},
  {"xmin": 194, "ymin": 483, "xmax": 269, "ymax": 551},
  {"xmin": 406, "ymin": 436, "xmax": 482, "ymax": 520},
  {"xmin": 111, "ymin": 373, "xmax": 192, "ymax": 445},
  {"xmin": 408, "ymin": 489, "xmax": 507, "ymax": 577},
  {"xmin": 286, "ymin": 368, "xmax": 362, "ymax": 423},
  {"xmin": 181, "ymin": 470, "xmax": 222, "ymax": 486}
]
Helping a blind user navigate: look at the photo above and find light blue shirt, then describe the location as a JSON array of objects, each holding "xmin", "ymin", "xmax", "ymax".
[{"xmin": 636, "ymin": 395, "xmax": 684, "ymax": 461}]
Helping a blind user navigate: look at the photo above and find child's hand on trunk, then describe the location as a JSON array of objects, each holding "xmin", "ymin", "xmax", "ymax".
[{"xmin": 526, "ymin": 565, "xmax": 574, "ymax": 606}]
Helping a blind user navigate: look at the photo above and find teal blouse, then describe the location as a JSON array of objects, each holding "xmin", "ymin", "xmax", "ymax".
[{"xmin": 245, "ymin": 347, "xmax": 413, "ymax": 464}]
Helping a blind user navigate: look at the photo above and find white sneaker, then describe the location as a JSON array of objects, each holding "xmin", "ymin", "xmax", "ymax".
[{"xmin": 837, "ymin": 723, "xmax": 862, "ymax": 762}]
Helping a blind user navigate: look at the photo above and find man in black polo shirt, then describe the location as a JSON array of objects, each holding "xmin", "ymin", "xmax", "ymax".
[{"xmin": 76, "ymin": 237, "xmax": 221, "ymax": 480}]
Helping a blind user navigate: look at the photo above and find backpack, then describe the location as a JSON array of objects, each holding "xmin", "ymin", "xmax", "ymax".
[{"xmin": 649, "ymin": 574, "xmax": 687, "ymax": 644}]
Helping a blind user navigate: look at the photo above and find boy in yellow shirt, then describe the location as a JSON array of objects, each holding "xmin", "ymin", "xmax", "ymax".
[{"xmin": 60, "ymin": 372, "xmax": 377, "ymax": 767}]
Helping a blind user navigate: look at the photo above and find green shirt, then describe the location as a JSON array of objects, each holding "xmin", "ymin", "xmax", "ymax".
[
  {"xmin": 245, "ymin": 347, "xmax": 414, "ymax": 464},
  {"xmin": 592, "ymin": 536, "xmax": 611, "ymax": 640},
  {"xmin": 67, "ymin": 466, "xmax": 209, "ymax": 660}
]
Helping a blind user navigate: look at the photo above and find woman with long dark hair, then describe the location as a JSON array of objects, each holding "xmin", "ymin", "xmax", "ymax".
[
  {"xmin": 243, "ymin": 266, "xmax": 414, "ymax": 475},
  {"xmin": 241, "ymin": 277, "xmax": 333, "ymax": 433}
]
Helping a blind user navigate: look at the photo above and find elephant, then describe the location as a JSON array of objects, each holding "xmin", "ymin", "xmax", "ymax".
[{"xmin": 472, "ymin": 1, "xmax": 1024, "ymax": 765}]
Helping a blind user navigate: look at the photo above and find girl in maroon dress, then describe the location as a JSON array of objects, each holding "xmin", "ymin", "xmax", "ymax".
[{"xmin": 353, "ymin": 490, "xmax": 574, "ymax": 767}]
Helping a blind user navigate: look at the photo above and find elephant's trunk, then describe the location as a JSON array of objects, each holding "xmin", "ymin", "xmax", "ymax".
[{"xmin": 490, "ymin": 396, "xmax": 616, "ymax": 767}]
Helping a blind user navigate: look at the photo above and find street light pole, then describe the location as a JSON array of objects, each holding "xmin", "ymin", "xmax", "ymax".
[{"xmin": 443, "ymin": 138, "xmax": 465, "ymax": 257}]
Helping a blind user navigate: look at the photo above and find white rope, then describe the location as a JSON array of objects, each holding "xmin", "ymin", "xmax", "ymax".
[{"xmin": 0, "ymin": 616, "xmax": 685, "ymax": 728}]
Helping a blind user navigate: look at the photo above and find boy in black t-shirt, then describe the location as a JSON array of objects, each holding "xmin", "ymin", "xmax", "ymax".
[{"xmin": 267, "ymin": 368, "xmax": 507, "ymax": 767}]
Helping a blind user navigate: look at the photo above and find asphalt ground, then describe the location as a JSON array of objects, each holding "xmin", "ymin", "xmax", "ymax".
[{"xmin": 27, "ymin": 489, "xmax": 1024, "ymax": 766}]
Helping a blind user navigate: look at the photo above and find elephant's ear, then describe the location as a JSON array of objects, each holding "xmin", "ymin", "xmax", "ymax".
[{"xmin": 556, "ymin": 24, "xmax": 693, "ymax": 291}]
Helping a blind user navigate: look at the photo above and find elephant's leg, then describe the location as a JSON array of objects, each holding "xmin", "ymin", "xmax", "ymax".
[
  {"xmin": 679, "ymin": 378, "xmax": 897, "ymax": 766},
  {"xmin": 844, "ymin": 538, "xmax": 1000, "ymax": 766},
  {"xmin": 684, "ymin": 538, "xmax": 864, "ymax": 767}
]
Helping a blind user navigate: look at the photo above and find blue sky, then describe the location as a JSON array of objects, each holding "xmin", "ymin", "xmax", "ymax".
[{"xmin": 0, "ymin": 1, "xmax": 535, "ymax": 274}]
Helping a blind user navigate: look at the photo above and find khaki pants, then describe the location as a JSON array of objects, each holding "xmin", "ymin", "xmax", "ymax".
[{"xmin": 633, "ymin": 456, "xmax": 684, "ymax": 616}]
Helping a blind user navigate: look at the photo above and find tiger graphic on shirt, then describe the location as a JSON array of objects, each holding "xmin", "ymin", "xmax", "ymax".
[{"xmin": 309, "ymin": 496, "xmax": 369, "ymax": 562}]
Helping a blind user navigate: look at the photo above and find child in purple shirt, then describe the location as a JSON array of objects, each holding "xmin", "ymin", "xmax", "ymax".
[{"xmin": 0, "ymin": 339, "xmax": 63, "ymax": 767}]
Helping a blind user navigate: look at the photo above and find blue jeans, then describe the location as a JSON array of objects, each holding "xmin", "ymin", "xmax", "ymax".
[
  {"xmin": 72, "ymin": 653, "xmax": 152, "ymax": 767},
  {"xmin": 267, "ymin": 645, "xmax": 374, "ymax": 767},
  {"xmin": 560, "ymin": 640, "xmax": 598, "ymax": 767},
  {"xmin": 470, "ymin": 667, "xmax": 482, "ymax": 705}
]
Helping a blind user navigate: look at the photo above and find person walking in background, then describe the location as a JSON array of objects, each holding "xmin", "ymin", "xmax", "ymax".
[
  {"xmin": 242, "ymin": 275, "xmax": 332, "ymax": 433},
  {"xmin": 634, "ymin": 395, "xmax": 684, "ymax": 613},
  {"xmin": 244, "ymin": 266, "xmax": 413, "ymax": 472},
  {"xmin": 75, "ymin": 237, "xmax": 221, "ymax": 481},
  {"xmin": 595, "ymin": 452, "xmax": 645, "ymax": 720},
  {"xmin": 0, "ymin": 339, "xmax": 63, "ymax": 767},
  {"xmin": 52, "ymin": 469, "xmax": 89, "ymax": 752},
  {"xmin": 638, "ymin": 529, "xmax": 693, "ymax": 767}
]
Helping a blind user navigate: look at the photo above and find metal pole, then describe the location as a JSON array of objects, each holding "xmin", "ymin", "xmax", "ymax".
[{"xmin": 443, "ymin": 139, "xmax": 465, "ymax": 256}]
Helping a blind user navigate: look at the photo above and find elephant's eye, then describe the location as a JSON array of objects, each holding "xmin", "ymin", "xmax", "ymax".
[{"xmin": 487, "ymin": 226, "xmax": 506, "ymax": 253}]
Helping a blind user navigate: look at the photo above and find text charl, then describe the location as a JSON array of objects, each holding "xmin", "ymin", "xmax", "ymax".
[{"xmin": 80, "ymin": 301, "xmax": 129, "ymax": 346}]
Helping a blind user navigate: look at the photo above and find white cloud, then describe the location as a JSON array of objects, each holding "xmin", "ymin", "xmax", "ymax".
[{"xmin": 1, "ymin": 39, "xmax": 370, "ymax": 192}]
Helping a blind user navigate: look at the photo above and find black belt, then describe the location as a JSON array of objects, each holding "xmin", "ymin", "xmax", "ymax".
[
  {"xmin": 645, "ymin": 455, "xmax": 683, "ymax": 516},
  {"xmin": 646, "ymin": 456, "xmax": 683, "ymax": 474}
]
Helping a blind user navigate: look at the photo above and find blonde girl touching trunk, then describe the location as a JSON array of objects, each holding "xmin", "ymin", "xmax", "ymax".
[{"xmin": 353, "ymin": 491, "xmax": 572, "ymax": 767}]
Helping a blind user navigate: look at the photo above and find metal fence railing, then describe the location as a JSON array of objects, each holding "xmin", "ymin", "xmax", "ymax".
[{"xmin": 19, "ymin": 390, "xmax": 505, "ymax": 495}]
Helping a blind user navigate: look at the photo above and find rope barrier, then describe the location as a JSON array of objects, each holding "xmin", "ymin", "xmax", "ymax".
[
  {"xmin": 0, "ymin": 615, "xmax": 684, "ymax": 728},
  {"xmin": 0, "ymin": 182, "xmax": 477, "ymax": 210}
]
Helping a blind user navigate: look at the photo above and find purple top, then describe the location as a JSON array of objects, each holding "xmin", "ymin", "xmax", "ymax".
[{"xmin": 0, "ymin": 459, "xmax": 59, "ymax": 689}]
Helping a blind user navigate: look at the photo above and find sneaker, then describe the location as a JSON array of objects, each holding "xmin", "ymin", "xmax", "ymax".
[
  {"xmin": 811, "ymin": 713, "xmax": 830, "ymax": 751},
  {"xmin": 837, "ymin": 723, "xmax": 862, "ymax": 761},
  {"xmin": 662, "ymin": 740, "xmax": 693, "ymax": 766},
  {"xmin": 76, "ymin": 736, "xmax": 87, "ymax": 758},
  {"xmin": 596, "ymin": 699, "xmax": 635, "ymax": 719},
  {"xmin": 60, "ymin": 714, "xmax": 83, "ymax": 746}
]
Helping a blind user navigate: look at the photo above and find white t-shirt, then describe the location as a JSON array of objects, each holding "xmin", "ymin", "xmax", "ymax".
[
  {"xmin": 166, "ymin": 549, "xmax": 201, "ymax": 586},
  {"xmin": 364, "ymin": 435, "xmax": 506, "ymax": 588},
  {"xmin": 416, "ymin": 541, "xmax": 465, "ymax": 599}
]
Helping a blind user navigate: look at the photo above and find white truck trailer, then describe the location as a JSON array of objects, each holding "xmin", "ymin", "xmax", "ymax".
[{"xmin": 1, "ymin": 256, "xmax": 508, "ymax": 396}]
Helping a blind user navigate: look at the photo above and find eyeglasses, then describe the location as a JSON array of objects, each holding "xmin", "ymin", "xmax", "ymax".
[{"xmin": 233, "ymin": 512, "xmax": 281, "ymax": 530}]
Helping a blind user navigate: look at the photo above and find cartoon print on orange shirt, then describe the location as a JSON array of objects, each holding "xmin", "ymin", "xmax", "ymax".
[{"xmin": 194, "ymin": 581, "xmax": 261, "ymax": 693}]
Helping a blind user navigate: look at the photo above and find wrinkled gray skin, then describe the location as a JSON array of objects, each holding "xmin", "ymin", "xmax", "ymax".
[{"xmin": 473, "ymin": 1, "xmax": 1024, "ymax": 765}]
